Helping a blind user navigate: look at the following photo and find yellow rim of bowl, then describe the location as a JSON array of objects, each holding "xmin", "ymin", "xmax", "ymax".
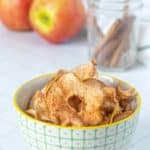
[{"xmin": 13, "ymin": 73, "xmax": 142, "ymax": 130}]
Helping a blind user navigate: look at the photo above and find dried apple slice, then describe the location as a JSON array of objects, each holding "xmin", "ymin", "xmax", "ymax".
[{"xmin": 71, "ymin": 61, "xmax": 97, "ymax": 81}]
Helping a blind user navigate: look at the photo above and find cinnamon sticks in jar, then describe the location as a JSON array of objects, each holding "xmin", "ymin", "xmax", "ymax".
[{"xmin": 92, "ymin": 15, "xmax": 135, "ymax": 68}]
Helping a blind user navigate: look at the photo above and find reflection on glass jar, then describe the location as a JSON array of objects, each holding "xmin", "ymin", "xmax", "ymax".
[{"xmin": 87, "ymin": 0, "xmax": 143, "ymax": 71}]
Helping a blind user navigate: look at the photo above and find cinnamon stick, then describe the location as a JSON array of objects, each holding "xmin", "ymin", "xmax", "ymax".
[
  {"xmin": 109, "ymin": 16, "xmax": 135, "ymax": 66},
  {"xmin": 96, "ymin": 37, "xmax": 122, "ymax": 65},
  {"xmin": 94, "ymin": 15, "xmax": 135, "ymax": 67},
  {"xmin": 94, "ymin": 19, "xmax": 122, "ymax": 58},
  {"xmin": 93, "ymin": 17, "xmax": 104, "ymax": 39}
]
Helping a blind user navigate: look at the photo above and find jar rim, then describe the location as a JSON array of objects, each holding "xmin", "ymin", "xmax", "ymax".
[{"xmin": 91, "ymin": 0, "xmax": 143, "ymax": 13}]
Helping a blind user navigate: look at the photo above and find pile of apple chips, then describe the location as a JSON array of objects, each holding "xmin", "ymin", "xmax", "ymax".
[{"xmin": 26, "ymin": 62, "xmax": 137, "ymax": 126}]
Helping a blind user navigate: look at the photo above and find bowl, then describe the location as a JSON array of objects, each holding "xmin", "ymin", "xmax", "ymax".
[{"xmin": 13, "ymin": 73, "xmax": 142, "ymax": 150}]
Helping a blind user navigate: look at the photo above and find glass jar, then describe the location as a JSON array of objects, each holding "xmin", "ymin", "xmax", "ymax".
[{"xmin": 87, "ymin": 0, "xmax": 143, "ymax": 71}]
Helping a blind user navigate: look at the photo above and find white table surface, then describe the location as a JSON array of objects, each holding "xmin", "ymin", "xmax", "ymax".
[{"xmin": 0, "ymin": 20, "xmax": 150, "ymax": 150}]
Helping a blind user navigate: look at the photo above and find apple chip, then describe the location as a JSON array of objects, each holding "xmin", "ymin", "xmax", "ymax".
[{"xmin": 71, "ymin": 61, "xmax": 97, "ymax": 81}]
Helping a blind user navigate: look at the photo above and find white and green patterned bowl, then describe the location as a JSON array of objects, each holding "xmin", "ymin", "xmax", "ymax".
[{"xmin": 13, "ymin": 73, "xmax": 142, "ymax": 150}]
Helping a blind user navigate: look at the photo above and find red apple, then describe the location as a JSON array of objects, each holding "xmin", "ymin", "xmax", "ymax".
[
  {"xmin": 0, "ymin": 0, "xmax": 32, "ymax": 31},
  {"xmin": 29, "ymin": 0, "xmax": 86, "ymax": 43}
]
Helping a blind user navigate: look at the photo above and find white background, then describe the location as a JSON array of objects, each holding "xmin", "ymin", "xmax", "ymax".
[{"xmin": 0, "ymin": 0, "xmax": 150, "ymax": 150}]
